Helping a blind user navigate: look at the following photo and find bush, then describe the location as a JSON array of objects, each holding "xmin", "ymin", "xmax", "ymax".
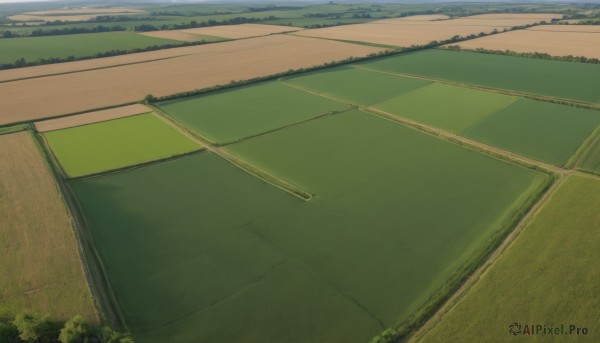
[
  {"xmin": 59, "ymin": 315, "xmax": 91, "ymax": 343},
  {"xmin": 12, "ymin": 312, "xmax": 51, "ymax": 343},
  {"xmin": 0, "ymin": 321, "xmax": 20, "ymax": 343}
]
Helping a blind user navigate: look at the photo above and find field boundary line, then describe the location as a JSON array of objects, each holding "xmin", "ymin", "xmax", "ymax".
[
  {"xmin": 279, "ymin": 75, "xmax": 566, "ymax": 175},
  {"xmin": 407, "ymin": 174, "xmax": 566, "ymax": 343},
  {"xmin": 363, "ymin": 107, "xmax": 566, "ymax": 175},
  {"xmin": 2, "ymin": 102, "xmax": 140, "ymax": 129},
  {"xmin": 457, "ymin": 94, "xmax": 519, "ymax": 133},
  {"xmin": 67, "ymin": 149, "xmax": 208, "ymax": 182},
  {"xmin": 566, "ymin": 124, "xmax": 600, "ymax": 169},
  {"xmin": 219, "ymin": 107, "xmax": 351, "ymax": 146},
  {"xmin": 30, "ymin": 130, "xmax": 125, "ymax": 330},
  {"xmin": 351, "ymin": 65, "xmax": 600, "ymax": 111},
  {"xmin": 0, "ymin": 55, "xmax": 198, "ymax": 84},
  {"xmin": 150, "ymin": 104, "xmax": 314, "ymax": 201},
  {"xmin": 279, "ymin": 79, "xmax": 362, "ymax": 106}
]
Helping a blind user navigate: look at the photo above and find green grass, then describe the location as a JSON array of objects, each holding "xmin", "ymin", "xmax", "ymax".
[
  {"xmin": 44, "ymin": 113, "xmax": 201, "ymax": 177},
  {"xmin": 419, "ymin": 174, "xmax": 600, "ymax": 343},
  {"xmin": 284, "ymin": 66, "xmax": 431, "ymax": 106},
  {"xmin": 374, "ymin": 83, "xmax": 517, "ymax": 132},
  {"xmin": 158, "ymin": 81, "xmax": 346, "ymax": 144},
  {"xmin": 463, "ymin": 99, "xmax": 600, "ymax": 166},
  {"xmin": 71, "ymin": 109, "xmax": 545, "ymax": 343},
  {"xmin": 576, "ymin": 130, "xmax": 600, "ymax": 174},
  {"xmin": 0, "ymin": 31, "xmax": 181, "ymax": 64},
  {"xmin": 361, "ymin": 49, "xmax": 600, "ymax": 103}
]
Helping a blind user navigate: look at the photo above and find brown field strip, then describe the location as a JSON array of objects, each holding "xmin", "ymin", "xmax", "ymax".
[
  {"xmin": 179, "ymin": 24, "xmax": 302, "ymax": 39},
  {"xmin": 35, "ymin": 104, "xmax": 151, "ymax": 132},
  {"xmin": 449, "ymin": 25, "xmax": 600, "ymax": 59},
  {"xmin": 140, "ymin": 31, "xmax": 222, "ymax": 42},
  {"xmin": 0, "ymin": 35, "xmax": 383, "ymax": 125},
  {"xmin": 293, "ymin": 13, "xmax": 561, "ymax": 47},
  {"xmin": 529, "ymin": 24, "xmax": 600, "ymax": 32},
  {"xmin": 0, "ymin": 44, "xmax": 218, "ymax": 83},
  {"xmin": 0, "ymin": 132, "xmax": 98, "ymax": 323}
]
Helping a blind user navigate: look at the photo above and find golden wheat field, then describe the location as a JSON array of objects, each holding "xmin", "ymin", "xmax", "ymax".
[
  {"xmin": 450, "ymin": 25, "xmax": 600, "ymax": 59},
  {"xmin": 0, "ymin": 34, "xmax": 383, "ymax": 124},
  {"xmin": 293, "ymin": 13, "xmax": 561, "ymax": 47},
  {"xmin": 0, "ymin": 132, "xmax": 98, "ymax": 323}
]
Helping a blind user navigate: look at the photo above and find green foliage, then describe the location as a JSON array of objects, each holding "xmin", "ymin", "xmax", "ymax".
[
  {"xmin": 0, "ymin": 321, "xmax": 20, "ymax": 343},
  {"xmin": 59, "ymin": 315, "xmax": 91, "ymax": 343},
  {"xmin": 12, "ymin": 313, "xmax": 48, "ymax": 343},
  {"xmin": 369, "ymin": 328, "xmax": 399, "ymax": 343}
]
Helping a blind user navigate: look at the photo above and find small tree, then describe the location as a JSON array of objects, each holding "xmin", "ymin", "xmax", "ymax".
[
  {"xmin": 143, "ymin": 94, "xmax": 156, "ymax": 104},
  {"xmin": 59, "ymin": 315, "xmax": 91, "ymax": 343},
  {"xmin": 98, "ymin": 326, "xmax": 135, "ymax": 343},
  {"xmin": 12, "ymin": 312, "xmax": 45, "ymax": 343}
]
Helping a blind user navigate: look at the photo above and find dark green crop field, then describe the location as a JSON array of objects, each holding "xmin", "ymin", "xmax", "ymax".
[
  {"xmin": 71, "ymin": 109, "xmax": 546, "ymax": 343},
  {"xmin": 44, "ymin": 113, "xmax": 202, "ymax": 177},
  {"xmin": 361, "ymin": 49, "xmax": 600, "ymax": 103},
  {"xmin": 418, "ymin": 174, "xmax": 600, "ymax": 343},
  {"xmin": 463, "ymin": 99, "xmax": 600, "ymax": 166},
  {"xmin": 284, "ymin": 66, "xmax": 431, "ymax": 106},
  {"xmin": 0, "ymin": 31, "xmax": 181, "ymax": 65},
  {"xmin": 158, "ymin": 82, "xmax": 346, "ymax": 144}
]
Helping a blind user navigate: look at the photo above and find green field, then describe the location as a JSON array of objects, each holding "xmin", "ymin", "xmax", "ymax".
[
  {"xmin": 463, "ymin": 99, "xmax": 600, "ymax": 166},
  {"xmin": 418, "ymin": 174, "xmax": 600, "ymax": 343},
  {"xmin": 374, "ymin": 82, "xmax": 517, "ymax": 132},
  {"xmin": 71, "ymin": 109, "xmax": 546, "ymax": 343},
  {"xmin": 284, "ymin": 66, "xmax": 431, "ymax": 106},
  {"xmin": 0, "ymin": 31, "xmax": 181, "ymax": 65},
  {"xmin": 361, "ymin": 49, "xmax": 600, "ymax": 103},
  {"xmin": 44, "ymin": 113, "xmax": 202, "ymax": 177},
  {"xmin": 158, "ymin": 82, "xmax": 346, "ymax": 144},
  {"xmin": 576, "ymin": 130, "xmax": 600, "ymax": 174}
]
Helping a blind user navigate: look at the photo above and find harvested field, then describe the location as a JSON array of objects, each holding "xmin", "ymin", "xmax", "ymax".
[
  {"xmin": 35, "ymin": 104, "xmax": 151, "ymax": 132},
  {"xmin": 417, "ymin": 174, "xmax": 600, "ymax": 343},
  {"xmin": 22, "ymin": 7, "xmax": 145, "ymax": 15},
  {"xmin": 293, "ymin": 14, "xmax": 561, "ymax": 48},
  {"xmin": 44, "ymin": 113, "xmax": 202, "ymax": 177},
  {"xmin": 0, "ymin": 132, "xmax": 98, "ymax": 322},
  {"xmin": 0, "ymin": 43, "xmax": 228, "ymax": 83},
  {"xmin": 0, "ymin": 35, "xmax": 384, "ymax": 124},
  {"xmin": 159, "ymin": 24, "xmax": 303, "ymax": 40},
  {"xmin": 140, "ymin": 31, "xmax": 225, "ymax": 43},
  {"xmin": 449, "ymin": 25, "xmax": 600, "ymax": 59}
]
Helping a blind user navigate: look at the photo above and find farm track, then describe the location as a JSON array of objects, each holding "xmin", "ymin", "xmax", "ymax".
[
  {"xmin": 406, "ymin": 173, "xmax": 567, "ymax": 343},
  {"xmin": 351, "ymin": 65, "xmax": 600, "ymax": 111}
]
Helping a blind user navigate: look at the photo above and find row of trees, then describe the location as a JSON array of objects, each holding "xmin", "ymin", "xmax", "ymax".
[{"xmin": 0, "ymin": 313, "xmax": 132, "ymax": 343}]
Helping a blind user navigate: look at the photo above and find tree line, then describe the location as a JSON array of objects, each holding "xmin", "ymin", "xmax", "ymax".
[{"xmin": 0, "ymin": 312, "xmax": 132, "ymax": 343}]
